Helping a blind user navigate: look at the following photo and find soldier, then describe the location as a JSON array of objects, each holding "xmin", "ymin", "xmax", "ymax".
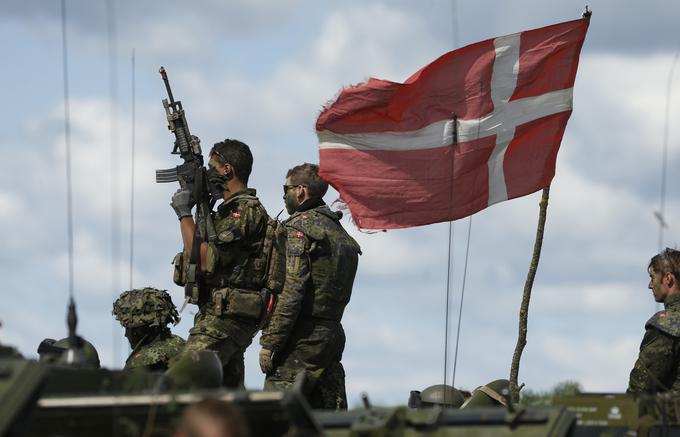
[
  {"xmin": 37, "ymin": 336, "xmax": 101, "ymax": 369},
  {"xmin": 408, "ymin": 384, "xmax": 465, "ymax": 408},
  {"xmin": 460, "ymin": 379, "xmax": 510, "ymax": 408},
  {"xmin": 174, "ymin": 398, "xmax": 249, "ymax": 437},
  {"xmin": 259, "ymin": 163, "xmax": 361, "ymax": 410},
  {"xmin": 112, "ymin": 287, "xmax": 184, "ymax": 371},
  {"xmin": 170, "ymin": 139, "xmax": 271, "ymax": 388},
  {"xmin": 627, "ymin": 248, "xmax": 680, "ymax": 395}
]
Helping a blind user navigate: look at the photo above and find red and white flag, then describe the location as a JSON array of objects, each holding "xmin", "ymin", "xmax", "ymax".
[{"xmin": 317, "ymin": 18, "xmax": 589, "ymax": 229}]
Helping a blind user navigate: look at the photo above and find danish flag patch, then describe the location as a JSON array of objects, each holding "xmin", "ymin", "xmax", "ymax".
[
  {"xmin": 296, "ymin": 231, "xmax": 305, "ymax": 238},
  {"xmin": 301, "ymin": 213, "xmax": 309, "ymax": 220},
  {"xmin": 232, "ymin": 211, "xmax": 241, "ymax": 218}
]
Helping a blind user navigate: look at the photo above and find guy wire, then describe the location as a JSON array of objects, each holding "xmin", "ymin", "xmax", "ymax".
[
  {"xmin": 451, "ymin": 216, "xmax": 472, "ymax": 387},
  {"xmin": 658, "ymin": 49, "xmax": 679, "ymax": 251},
  {"xmin": 106, "ymin": 0, "xmax": 123, "ymax": 388},
  {"xmin": 129, "ymin": 48, "xmax": 136, "ymax": 290},
  {"xmin": 443, "ymin": 222, "xmax": 455, "ymax": 387},
  {"xmin": 60, "ymin": 0, "xmax": 74, "ymax": 300},
  {"xmin": 443, "ymin": 113, "xmax": 459, "ymax": 388},
  {"xmin": 443, "ymin": 0, "xmax": 461, "ymax": 389}
]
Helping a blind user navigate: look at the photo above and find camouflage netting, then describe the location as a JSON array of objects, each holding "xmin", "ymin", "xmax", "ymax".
[{"xmin": 112, "ymin": 287, "xmax": 180, "ymax": 328}]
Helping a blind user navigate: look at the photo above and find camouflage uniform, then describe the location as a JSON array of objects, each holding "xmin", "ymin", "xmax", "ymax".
[
  {"xmin": 113, "ymin": 287, "xmax": 184, "ymax": 372},
  {"xmin": 260, "ymin": 200, "xmax": 360, "ymax": 410},
  {"xmin": 628, "ymin": 293, "xmax": 680, "ymax": 394},
  {"xmin": 181, "ymin": 189, "xmax": 270, "ymax": 388},
  {"xmin": 126, "ymin": 333, "xmax": 185, "ymax": 371}
]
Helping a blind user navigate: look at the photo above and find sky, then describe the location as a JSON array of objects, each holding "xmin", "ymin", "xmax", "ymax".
[{"xmin": 2, "ymin": 0, "xmax": 680, "ymax": 407}]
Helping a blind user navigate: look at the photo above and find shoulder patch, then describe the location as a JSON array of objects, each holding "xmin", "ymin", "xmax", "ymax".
[
  {"xmin": 286, "ymin": 229, "xmax": 306, "ymax": 256},
  {"xmin": 646, "ymin": 310, "xmax": 680, "ymax": 337},
  {"xmin": 288, "ymin": 211, "xmax": 327, "ymax": 241},
  {"xmin": 232, "ymin": 211, "xmax": 241, "ymax": 218}
]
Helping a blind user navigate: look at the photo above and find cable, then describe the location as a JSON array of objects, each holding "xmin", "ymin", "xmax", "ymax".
[
  {"xmin": 451, "ymin": 0, "xmax": 460, "ymax": 49},
  {"xmin": 443, "ymin": 222, "xmax": 454, "ymax": 387},
  {"xmin": 129, "ymin": 48, "xmax": 136, "ymax": 290},
  {"xmin": 443, "ymin": 0, "xmax": 461, "ymax": 388},
  {"xmin": 106, "ymin": 0, "xmax": 123, "ymax": 390},
  {"xmin": 451, "ymin": 216, "xmax": 472, "ymax": 387},
  {"xmin": 60, "ymin": 0, "xmax": 74, "ymax": 300},
  {"xmin": 657, "ymin": 50, "xmax": 679, "ymax": 251}
]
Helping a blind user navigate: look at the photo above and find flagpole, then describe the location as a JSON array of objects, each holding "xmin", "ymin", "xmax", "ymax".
[{"xmin": 509, "ymin": 186, "xmax": 550, "ymax": 402}]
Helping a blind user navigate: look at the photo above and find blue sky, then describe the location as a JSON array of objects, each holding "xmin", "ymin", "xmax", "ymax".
[{"xmin": 2, "ymin": 0, "xmax": 680, "ymax": 406}]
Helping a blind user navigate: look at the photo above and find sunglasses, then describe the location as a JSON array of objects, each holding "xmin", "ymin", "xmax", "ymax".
[
  {"xmin": 209, "ymin": 148, "xmax": 228, "ymax": 165},
  {"xmin": 283, "ymin": 184, "xmax": 306, "ymax": 195}
]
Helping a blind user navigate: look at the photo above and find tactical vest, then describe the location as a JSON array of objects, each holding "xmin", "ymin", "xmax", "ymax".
[
  {"xmin": 173, "ymin": 191, "xmax": 284, "ymax": 320},
  {"xmin": 285, "ymin": 206, "xmax": 361, "ymax": 322}
]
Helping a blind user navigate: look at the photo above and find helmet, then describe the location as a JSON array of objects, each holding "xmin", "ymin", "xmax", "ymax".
[
  {"xmin": 112, "ymin": 287, "xmax": 180, "ymax": 329},
  {"xmin": 37, "ymin": 336, "xmax": 101, "ymax": 369},
  {"xmin": 460, "ymin": 379, "xmax": 510, "ymax": 408},
  {"xmin": 165, "ymin": 350, "xmax": 223, "ymax": 390},
  {"xmin": 418, "ymin": 384, "xmax": 465, "ymax": 408}
]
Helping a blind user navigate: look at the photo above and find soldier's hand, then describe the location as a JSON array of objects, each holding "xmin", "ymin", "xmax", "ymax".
[
  {"xmin": 259, "ymin": 348, "xmax": 274, "ymax": 374},
  {"xmin": 170, "ymin": 189, "xmax": 195, "ymax": 220}
]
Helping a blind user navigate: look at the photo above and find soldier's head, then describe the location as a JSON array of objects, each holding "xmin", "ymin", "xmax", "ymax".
[
  {"xmin": 648, "ymin": 248, "xmax": 680, "ymax": 303},
  {"xmin": 112, "ymin": 287, "xmax": 180, "ymax": 348},
  {"xmin": 408, "ymin": 384, "xmax": 465, "ymax": 408},
  {"xmin": 283, "ymin": 163, "xmax": 328, "ymax": 214},
  {"xmin": 460, "ymin": 379, "xmax": 510, "ymax": 409},
  {"xmin": 37, "ymin": 336, "xmax": 101, "ymax": 369},
  {"xmin": 173, "ymin": 397, "xmax": 248, "ymax": 437},
  {"xmin": 165, "ymin": 350, "xmax": 223, "ymax": 390},
  {"xmin": 208, "ymin": 139, "xmax": 253, "ymax": 200}
]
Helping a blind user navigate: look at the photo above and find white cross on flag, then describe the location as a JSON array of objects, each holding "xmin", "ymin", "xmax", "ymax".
[{"xmin": 317, "ymin": 18, "xmax": 590, "ymax": 229}]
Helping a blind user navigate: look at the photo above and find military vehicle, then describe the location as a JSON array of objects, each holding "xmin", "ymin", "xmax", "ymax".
[{"xmin": 3, "ymin": 323, "xmax": 680, "ymax": 437}]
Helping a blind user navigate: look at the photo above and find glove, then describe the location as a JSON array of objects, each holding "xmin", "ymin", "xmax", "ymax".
[
  {"xmin": 170, "ymin": 189, "xmax": 195, "ymax": 220},
  {"xmin": 259, "ymin": 348, "xmax": 274, "ymax": 374}
]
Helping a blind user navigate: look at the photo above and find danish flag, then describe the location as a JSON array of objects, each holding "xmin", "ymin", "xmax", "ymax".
[{"xmin": 317, "ymin": 18, "xmax": 589, "ymax": 229}]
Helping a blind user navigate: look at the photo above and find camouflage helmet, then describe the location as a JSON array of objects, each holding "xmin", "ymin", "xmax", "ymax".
[
  {"xmin": 37, "ymin": 336, "xmax": 101, "ymax": 369},
  {"xmin": 165, "ymin": 350, "xmax": 223, "ymax": 390},
  {"xmin": 112, "ymin": 287, "xmax": 180, "ymax": 329},
  {"xmin": 460, "ymin": 379, "xmax": 510, "ymax": 408},
  {"xmin": 419, "ymin": 384, "xmax": 465, "ymax": 408}
]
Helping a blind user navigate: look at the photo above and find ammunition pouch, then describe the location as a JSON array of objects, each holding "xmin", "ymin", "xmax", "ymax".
[
  {"xmin": 172, "ymin": 251, "xmax": 200, "ymax": 305},
  {"xmin": 172, "ymin": 252, "xmax": 185, "ymax": 286},
  {"xmin": 212, "ymin": 287, "xmax": 271, "ymax": 320},
  {"xmin": 185, "ymin": 259, "xmax": 201, "ymax": 305}
]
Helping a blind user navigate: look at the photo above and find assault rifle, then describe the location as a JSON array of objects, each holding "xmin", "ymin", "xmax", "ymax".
[{"xmin": 156, "ymin": 66, "xmax": 216, "ymax": 306}]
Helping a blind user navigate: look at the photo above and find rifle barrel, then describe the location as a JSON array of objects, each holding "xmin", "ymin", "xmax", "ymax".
[{"xmin": 159, "ymin": 66, "xmax": 176, "ymax": 105}]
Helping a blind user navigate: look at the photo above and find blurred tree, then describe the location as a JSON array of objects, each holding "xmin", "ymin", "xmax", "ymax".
[{"xmin": 520, "ymin": 380, "xmax": 582, "ymax": 406}]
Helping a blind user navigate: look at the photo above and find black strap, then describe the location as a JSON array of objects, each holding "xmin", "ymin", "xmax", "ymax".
[{"xmin": 185, "ymin": 166, "xmax": 206, "ymax": 302}]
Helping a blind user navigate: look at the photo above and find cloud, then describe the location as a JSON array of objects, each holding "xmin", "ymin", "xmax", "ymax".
[
  {"xmin": 0, "ymin": 0, "xmax": 303, "ymax": 61},
  {"xmin": 347, "ymin": 225, "xmax": 450, "ymax": 279},
  {"xmin": 0, "ymin": 191, "xmax": 32, "ymax": 251},
  {"xmin": 532, "ymin": 282, "xmax": 647, "ymax": 315},
  {"xmin": 170, "ymin": 2, "xmax": 442, "ymax": 139},
  {"xmin": 568, "ymin": 52, "xmax": 680, "ymax": 196},
  {"xmin": 526, "ymin": 334, "xmax": 641, "ymax": 392}
]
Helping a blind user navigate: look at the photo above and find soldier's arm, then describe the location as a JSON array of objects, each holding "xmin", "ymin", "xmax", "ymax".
[
  {"xmin": 627, "ymin": 328, "xmax": 676, "ymax": 393},
  {"xmin": 179, "ymin": 217, "xmax": 208, "ymax": 271},
  {"xmin": 260, "ymin": 227, "xmax": 310, "ymax": 352}
]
